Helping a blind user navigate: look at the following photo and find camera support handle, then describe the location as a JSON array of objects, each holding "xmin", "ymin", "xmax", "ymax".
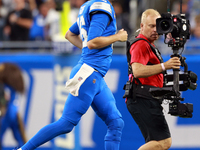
[{"xmin": 171, "ymin": 47, "xmax": 181, "ymax": 97}]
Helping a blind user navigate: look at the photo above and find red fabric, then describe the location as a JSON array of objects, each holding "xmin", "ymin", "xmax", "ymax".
[{"xmin": 130, "ymin": 34, "xmax": 163, "ymax": 88}]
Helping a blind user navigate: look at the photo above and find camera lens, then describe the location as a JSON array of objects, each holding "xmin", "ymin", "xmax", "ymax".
[{"xmin": 160, "ymin": 20, "xmax": 170, "ymax": 31}]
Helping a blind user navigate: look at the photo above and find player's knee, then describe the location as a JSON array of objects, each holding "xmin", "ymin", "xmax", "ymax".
[
  {"xmin": 57, "ymin": 117, "xmax": 75, "ymax": 133},
  {"xmin": 110, "ymin": 117, "xmax": 124, "ymax": 131},
  {"xmin": 116, "ymin": 118, "xmax": 124, "ymax": 131},
  {"xmin": 105, "ymin": 118, "xmax": 124, "ymax": 141}
]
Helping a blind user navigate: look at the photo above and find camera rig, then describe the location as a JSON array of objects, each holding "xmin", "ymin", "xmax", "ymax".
[{"xmin": 149, "ymin": 0, "xmax": 198, "ymax": 118}]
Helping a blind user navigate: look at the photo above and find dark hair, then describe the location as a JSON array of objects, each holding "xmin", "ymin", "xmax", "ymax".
[{"xmin": 0, "ymin": 63, "xmax": 24, "ymax": 93}]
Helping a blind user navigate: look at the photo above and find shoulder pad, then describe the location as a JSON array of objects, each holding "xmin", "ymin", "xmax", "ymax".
[{"xmin": 90, "ymin": 2, "xmax": 112, "ymax": 18}]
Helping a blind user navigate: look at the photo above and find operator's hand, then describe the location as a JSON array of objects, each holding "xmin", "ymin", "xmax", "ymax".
[
  {"xmin": 117, "ymin": 29, "xmax": 128, "ymax": 42},
  {"xmin": 164, "ymin": 57, "xmax": 181, "ymax": 70}
]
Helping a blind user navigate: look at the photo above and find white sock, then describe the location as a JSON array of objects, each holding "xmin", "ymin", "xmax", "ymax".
[{"xmin": 18, "ymin": 148, "xmax": 22, "ymax": 150}]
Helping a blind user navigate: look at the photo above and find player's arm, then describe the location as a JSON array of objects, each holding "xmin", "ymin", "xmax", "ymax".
[
  {"xmin": 87, "ymin": 29, "xmax": 128, "ymax": 49},
  {"xmin": 132, "ymin": 57, "xmax": 181, "ymax": 78},
  {"xmin": 87, "ymin": 12, "xmax": 128, "ymax": 50},
  {"xmin": 65, "ymin": 22, "xmax": 82, "ymax": 49}
]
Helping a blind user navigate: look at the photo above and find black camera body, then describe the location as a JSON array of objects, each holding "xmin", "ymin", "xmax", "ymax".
[
  {"xmin": 156, "ymin": 13, "xmax": 190, "ymax": 48},
  {"xmin": 168, "ymin": 101, "xmax": 193, "ymax": 118},
  {"xmin": 149, "ymin": 60, "xmax": 198, "ymax": 118},
  {"xmin": 149, "ymin": 0, "xmax": 198, "ymax": 118}
]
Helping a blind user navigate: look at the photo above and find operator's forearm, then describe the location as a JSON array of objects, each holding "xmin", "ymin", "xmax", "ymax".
[
  {"xmin": 132, "ymin": 63, "xmax": 163, "ymax": 78},
  {"xmin": 87, "ymin": 34, "xmax": 119, "ymax": 50}
]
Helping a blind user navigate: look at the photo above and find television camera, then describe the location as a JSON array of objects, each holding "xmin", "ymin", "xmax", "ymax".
[{"xmin": 149, "ymin": 0, "xmax": 198, "ymax": 118}]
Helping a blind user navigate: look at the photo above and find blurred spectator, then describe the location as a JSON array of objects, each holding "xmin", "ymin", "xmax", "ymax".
[
  {"xmin": 0, "ymin": 83, "xmax": 6, "ymax": 119},
  {"xmin": 191, "ymin": 14, "xmax": 200, "ymax": 40},
  {"xmin": 0, "ymin": 63, "xmax": 27, "ymax": 149},
  {"xmin": 29, "ymin": 1, "xmax": 47, "ymax": 41},
  {"xmin": 44, "ymin": 0, "xmax": 60, "ymax": 41},
  {"xmin": 113, "ymin": 0, "xmax": 132, "ymax": 37},
  {"xmin": 188, "ymin": 0, "xmax": 200, "ymax": 31},
  {"xmin": 27, "ymin": 0, "xmax": 38, "ymax": 15},
  {"xmin": 171, "ymin": 0, "xmax": 190, "ymax": 19},
  {"xmin": 3, "ymin": 0, "xmax": 33, "ymax": 41},
  {"xmin": 113, "ymin": 1, "xmax": 123, "ymax": 28},
  {"xmin": 68, "ymin": 0, "xmax": 87, "ymax": 25},
  {"xmin": 0, "ymin": 0, "xmax": 8, "ymax": 40},
  {"xmin": 29, "ymin": 0, "xmax": 60, "ymax": 41},
  {"xmin": 1, "ymin": 0, "xmax": 14, "ymax": 12},
  {"xmin": 184, "ymin": 13, "xmax": 200, "ymax": 54},
  {"xmin": 123, "ymin": 0, "xmax": 130, "ymax": 13},
  {"xmin": 69, "ymin": 0, "xmax": 87, "ymax": 8}
]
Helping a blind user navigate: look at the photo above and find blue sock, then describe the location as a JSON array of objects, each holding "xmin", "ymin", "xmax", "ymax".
[
  {"xmin": 105, "ymin": 141, "xmax": 120, "ymax": 150},
  {"xmin": 104, "ymin": 118, "xmax": 124, "ymax": 150}
]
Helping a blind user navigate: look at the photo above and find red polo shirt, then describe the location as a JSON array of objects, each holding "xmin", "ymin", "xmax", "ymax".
[{"xmin": 130, "ymin": 34, "xmax": 163, "ymax": 88}]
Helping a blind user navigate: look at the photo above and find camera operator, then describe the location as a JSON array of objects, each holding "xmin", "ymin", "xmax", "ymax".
[{"xmin": 125, "ymin": 9, "xmax": 181, "ymax": 150}]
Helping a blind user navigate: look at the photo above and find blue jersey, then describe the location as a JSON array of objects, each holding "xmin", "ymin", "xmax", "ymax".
[{"xmin": 70, "ymin": 0, "xmax": 117, "ymax": 76}]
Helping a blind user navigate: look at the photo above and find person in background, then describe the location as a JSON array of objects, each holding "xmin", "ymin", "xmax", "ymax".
[
  {"xmin": 112, "ymin": 0, "xmax": 132, "ymax": 37},
  {"xmin": 3, "ymin": 0, "xmax": 32, "ymax": 41},
  {"xmin": 0, "ymin": 0, "xmax": 8, "ymax": 40},
  {"xmin": 44, "ymin": 0, "xmax": 60, "ymax": 41},
  {"xmin": 191, "ymin": 14, "xmax": 200, "ymax": 40},
  {"xmin": 171, "ymin": 0, "xmax": 190, "ymax": 20},
  {"xmin": 184, "ymin": 13, "xmax": 200, "ymax": 54},
  {"xmin": 0, "ymin": 63, "xmax": 27, "ymax": 149},
  {"xmin": 29, "ymin": 0, "xmax": 60, "ymax": 41},
  {"xmin": 0, "ymin": 83, "xmax": 6, "ymax": 119},
  {"xmin": 29, "ymin": 0, "xmax": 49, "ymax": 41},
  {"xmin": 14, "ymin": 0, "xmax": 128, "ymax": 150},
  {"xmin": 68, "ymin": 0, "xmax": 88, "ymax": 25}
]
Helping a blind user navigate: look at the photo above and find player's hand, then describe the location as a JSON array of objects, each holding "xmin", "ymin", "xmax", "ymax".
[
  {"xmin": 164, "ymin": 57, "xmax": 181, "ymax": 70},
  {"xmin": 117, "ymin": 29, "xmax": 128, "ymax": 42}
]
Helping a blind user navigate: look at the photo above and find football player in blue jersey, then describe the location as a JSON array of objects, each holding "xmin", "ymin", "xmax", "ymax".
[{"xmin": 16, "ymin": 0, "xmax": 128, "ymax": 150}]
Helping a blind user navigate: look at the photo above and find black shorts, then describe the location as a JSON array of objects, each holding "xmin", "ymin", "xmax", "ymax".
[{"xmin": 126, "ymin": 97, "xmax": 171, "ymax": 143}]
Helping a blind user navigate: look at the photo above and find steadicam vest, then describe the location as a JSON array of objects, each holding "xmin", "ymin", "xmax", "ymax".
[{"xmin": 123, "ymin": 37, "xmax": 164, "ymax": 100}]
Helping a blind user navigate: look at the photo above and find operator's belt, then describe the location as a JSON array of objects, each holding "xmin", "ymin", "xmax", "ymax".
[{"xmin": 132, "ymin": 84, "xmax": 159, "ymax": 100}]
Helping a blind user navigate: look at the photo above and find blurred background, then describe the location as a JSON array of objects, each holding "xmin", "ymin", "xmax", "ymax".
[{"xmin": 0, "ymin": 0, "xmax": 200, "ymax": 150}]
